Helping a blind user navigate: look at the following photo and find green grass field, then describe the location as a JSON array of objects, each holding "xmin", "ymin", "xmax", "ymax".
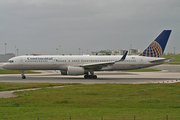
[
  {"xmin": 163, "ymin": 54, "xmax": 180, "ymax": 64},
  {"xmin": 0, "ymin": 83, "xmax": 180, "ymax": 120},
  {"xmin": 0, "ymin": 69, "xmax": 40, "ymax": 74},
  {"xmin": 125, "ymin": 69, "xmax": 161, "ymax": 72}
]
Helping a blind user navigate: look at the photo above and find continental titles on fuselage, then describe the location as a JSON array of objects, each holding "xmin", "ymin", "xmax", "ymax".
[{"xmin": 27, "ymin": 57, "xmax": 53, "ymax": 60}]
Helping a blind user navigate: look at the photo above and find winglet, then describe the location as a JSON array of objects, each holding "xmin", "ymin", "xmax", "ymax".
[{"xmin": 116, "ymin": 51, "xmax": 128, "ymax": 62}]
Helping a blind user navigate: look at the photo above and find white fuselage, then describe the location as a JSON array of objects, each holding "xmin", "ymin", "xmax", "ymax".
[{"xmin": 2, "ymin": 55, "xmax": 164, "ymax": 71}]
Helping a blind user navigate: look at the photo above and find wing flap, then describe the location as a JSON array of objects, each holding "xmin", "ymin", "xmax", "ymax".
[
  {"xmin": 80, "ymin": 51, "xmax": 128, "ymax": 69},
  {"xmin": 80, "ymin": 61, "xmax": 115, "ymax": 69}
]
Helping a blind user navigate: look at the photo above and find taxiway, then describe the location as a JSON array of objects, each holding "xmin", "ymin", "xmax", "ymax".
[
  {"xmin": 0, "ymin": 64, "xmax": 180, "ymax": 84},
  {"xmin": 0, "ymin": 71, "xmax": 180, "ymax": 84}
]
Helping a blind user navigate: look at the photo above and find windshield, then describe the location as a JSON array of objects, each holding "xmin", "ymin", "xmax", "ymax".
[{"xmin": 7, "ymin": 60, "xmax": 14, "ymax": 63}]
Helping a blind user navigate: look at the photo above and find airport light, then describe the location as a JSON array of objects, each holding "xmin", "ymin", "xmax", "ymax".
[
  {"xmin": 79, "ymin": 48, "xmax": 80, "ymax": 55},
  {"xmin": 130, "ymin": 44, "xmax": 132, "ymax": 55},
  {"xmin": 5, "ymin": 43, "xmax": 7, "ymax": 54},
  {"xmin": 17, "ymin": 49, "xmax": 19, "ymax": 56},
  {"xmin": 56, "ymin": 48, "xmax": 58, "ymax": 55},
  {"xmin": 59, "ymin": 45, "xmax": 61, "ymax": 55},
  {"xmin": 15, "ymin": 46, "xmax": 16, "ymax": 56}
]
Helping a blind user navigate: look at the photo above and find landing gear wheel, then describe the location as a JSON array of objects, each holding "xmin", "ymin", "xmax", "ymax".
[
  {"xmin": 93, "ymin": 75, "xmax": 97, "ymax": 79},
  {"xmin": 89, "ymin": 75, "xmax": 93, "ymax": 79},
  {"xmin": 20, "ymin": 70, "xmax": 26, "ymax": 79},
  {"xmin": 84, "ymin": 70, "xmax": 97, "ymax": 79},
  {"xmin": 84, "ymin": 75, "xmax": 97, "ymax": 79},
  {"xmin": 22, "ymin": 76, "xmax": 26, "ymax": 79},
  {"xmin": 84, "ymin": 75, "xmax": 88, "ymax": 79}
]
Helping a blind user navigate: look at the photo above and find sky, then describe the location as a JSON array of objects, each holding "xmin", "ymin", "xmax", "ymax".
[{"xmin": 0, "ymin": 0, "xmax": 179, "ymax": 55}]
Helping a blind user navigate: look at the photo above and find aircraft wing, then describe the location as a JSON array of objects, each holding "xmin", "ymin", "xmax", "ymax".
[
  {"xmin": 80, "ymin": 51, "xmax": 128, "ymax": 69},
  {"xmin": 149, "ymin": 58, "xmax": 172, "ymax": 64}
]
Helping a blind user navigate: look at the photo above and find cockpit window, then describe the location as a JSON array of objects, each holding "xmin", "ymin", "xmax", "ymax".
[{"xmin": 7, "ymin": 60, "xmax": 14, "ymax": 63}]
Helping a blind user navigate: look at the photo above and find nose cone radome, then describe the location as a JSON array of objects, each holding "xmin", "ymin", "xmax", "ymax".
[{"xmin": 2, "ymin": 63, "xmax": 7, "ymax": 69}]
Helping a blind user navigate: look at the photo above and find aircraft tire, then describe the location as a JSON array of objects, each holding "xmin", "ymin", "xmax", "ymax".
[
  {"xmin": 84, "ymin": 75, "xmax": 88, "ymax": 79},
  {"xmin": 93, "ymin": 75, "xmax": 97, "ymax": 79},
  {"xmin": 84, "ymin": 75, "xmax": 97, "ymax": 79},
  {"xmin": 89, "ymin": 75, "xmax": 93, "ymax": 79},
  {"xmin": 22, "ymin": 76, "xmax": 26, "ymax": 79}
]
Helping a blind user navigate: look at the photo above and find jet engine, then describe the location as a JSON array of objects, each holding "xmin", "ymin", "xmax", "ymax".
[{"xmin": 67, "ymin": 66, "xmax": 85, "ymax": 75}]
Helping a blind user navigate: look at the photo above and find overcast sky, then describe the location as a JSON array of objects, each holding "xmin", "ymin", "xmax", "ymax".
[{"xmin": 0, "ymin": 0, "xmax": 179, "ymax": 55}]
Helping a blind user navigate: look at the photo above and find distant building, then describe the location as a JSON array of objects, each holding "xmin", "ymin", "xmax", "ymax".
[
  {"xmin": 0, "ymin": 53, "xmax": 15, "ymax": 62},
  {"xmin": 119, "ymin": 49, "xmax": 128, "ymax": 55},
  {"xmin": 92, "ymin": 48, "xmax": 141, "ymax": 55},
  {"xmin": 91, "ymin": 50, "xmax": 112, "ymax": 55},
  {"xmin": 129, "ymin": 48, "xmax": 141, "ymax": 55}
]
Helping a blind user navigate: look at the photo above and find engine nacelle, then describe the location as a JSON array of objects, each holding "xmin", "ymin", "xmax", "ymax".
[{"xmin": 67, "ymin": 67, "xmax": 85, "ymax": 75}]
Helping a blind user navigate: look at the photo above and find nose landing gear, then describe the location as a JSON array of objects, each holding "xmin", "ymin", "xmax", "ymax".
[{"xmin": 20, "ymin": 70, "xmax": 26, "ymax": 79}]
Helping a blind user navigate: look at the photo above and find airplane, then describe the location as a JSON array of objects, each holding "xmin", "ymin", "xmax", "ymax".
[{"xmin": 2, "ymin": 30, "xmax": 172, "ymax": 79}]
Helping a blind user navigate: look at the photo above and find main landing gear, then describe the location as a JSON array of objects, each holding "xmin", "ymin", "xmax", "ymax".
[
  {"xmin": 84, "ymin": 70, "xmax": 97, "ymax": 79},
  {"xmin": 20, "ymin": 70, "xmax": 26, "ymax": 79},
  {"xmin": 84, "ymin": 75, "xmax": 97, "ymax": 79}
]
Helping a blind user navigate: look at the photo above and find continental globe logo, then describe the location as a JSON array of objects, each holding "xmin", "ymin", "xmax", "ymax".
[{"xmin": 140, "ymin": 41, "xmax": 162, "ymax": 57}]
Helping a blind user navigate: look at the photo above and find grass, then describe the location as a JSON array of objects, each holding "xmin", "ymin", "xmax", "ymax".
[
  {"xmin": 0, "ymin": 83, "xmax": 180, "ymax": 119},
  {"xmin": 0, "ymin": 69, "xmax": 40, "ymax": 74},
  {"xmin": 0, "ymin": 82, "xmax": 80, "ymax": 91},
  {"xmin": 125, "ymin": 69, "xmax": 161, "ymax": 72},
  {"xmin": 163, "ymin": 54, "xmax": 180, "ymax": 65}
]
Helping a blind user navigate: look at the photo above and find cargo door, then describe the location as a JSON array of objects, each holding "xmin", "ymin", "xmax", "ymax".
[
  {"xmin": 53, "ymin": 58, "xmax": 56, "ymax": 65},
  {"xmin": 19, "ymin": 58, "xmax": 23, "ymax": 65}
]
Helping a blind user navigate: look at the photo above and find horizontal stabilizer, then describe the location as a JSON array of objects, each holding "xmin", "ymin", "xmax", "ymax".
[{"xmin": 149, "ymin": 58, "xmax": 173, "ymax": 64}]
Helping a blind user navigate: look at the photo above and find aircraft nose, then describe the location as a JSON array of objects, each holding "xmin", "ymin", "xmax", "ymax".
[{"xmin": 2, "ymin": 63, "xmax": 7, "ymax": 69}]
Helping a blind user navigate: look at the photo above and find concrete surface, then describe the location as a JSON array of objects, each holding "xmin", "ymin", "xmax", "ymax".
[
  {"xmin": 0, "ymin": 86, "xmax": 65, "ymax": 98},
  {"xmin": 0, "ymin": 88, "xmax": 40, "ymax": 98},
  {"xmin": 0, "ymin": 71, "xmax": 180, "ymax": 84}
]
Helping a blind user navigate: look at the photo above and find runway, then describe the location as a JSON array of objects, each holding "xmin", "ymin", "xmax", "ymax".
[
  {"xmin": 0, "ymin": 71, "xmax": 180, "ymax": 84},
  {"xmin": 1, "ymin": 63, "xmax": 180, "ymax": 84}
]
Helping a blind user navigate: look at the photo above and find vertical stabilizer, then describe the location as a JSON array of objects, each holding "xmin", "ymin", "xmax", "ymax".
[{"xmin": 139, "ymin": 30, "xmax": 172, "ymax": 57}]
